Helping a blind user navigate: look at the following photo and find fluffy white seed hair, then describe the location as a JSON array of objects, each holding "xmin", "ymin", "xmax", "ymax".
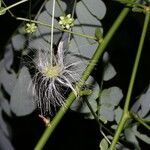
[{"xmin": 32, "ymin": 35, "xmax": 81, "ymax": 115}]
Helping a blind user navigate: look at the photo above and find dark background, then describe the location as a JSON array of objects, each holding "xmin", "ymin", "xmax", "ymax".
[{"xmin": 0, "ymin": 0, "xmax": 150, "ymax": 150}]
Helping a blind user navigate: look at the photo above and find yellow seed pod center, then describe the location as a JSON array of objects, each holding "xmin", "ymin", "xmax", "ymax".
[{"xmin": 43, "ymin": 65, "xmax": 60, "ymax": 78}]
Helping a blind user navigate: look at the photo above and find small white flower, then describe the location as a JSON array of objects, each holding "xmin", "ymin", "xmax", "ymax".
[
  {"xmin": 25, "ymin": 23, "xmax": 37, "ymax": 33},
  {"xmin": 59, "ymin": 14, "xmax": 74, "ymax": 29},
  {"xmin": 31, "ymin": 37, "xmax": 81, "ymax": 115}
]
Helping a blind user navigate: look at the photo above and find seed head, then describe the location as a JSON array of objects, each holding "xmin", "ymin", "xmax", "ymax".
[{"xmin": 32, "ymin": 38, "xmax": 81, "ymax": 115}]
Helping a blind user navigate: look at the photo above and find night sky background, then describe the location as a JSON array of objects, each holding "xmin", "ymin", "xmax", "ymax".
[{"xmin": 0, "ymin": 0, "xmax": 150, "ymax": 150}]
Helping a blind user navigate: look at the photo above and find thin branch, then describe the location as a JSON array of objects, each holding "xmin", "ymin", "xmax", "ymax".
[
  {"xmin": 109, "ymin": 10, "xmax": 150, "ymax": 150},
  {"xmin": 130, "ymin": 112, "xmax": 150, "ymax": 130},
  {"xmin": 84, "ymin": 98, "xmax": 112, "ymax": 144},
  {"xmin": 34, "ymin": 8, "xmax": 129, "ymax": 150},
  {"xmin": 0, "ymin": 0, "xmax": 28, "ymax": 14},
  {"xmin": 15, "ymin": 17, "xmax": 98, "ymax": 40}
]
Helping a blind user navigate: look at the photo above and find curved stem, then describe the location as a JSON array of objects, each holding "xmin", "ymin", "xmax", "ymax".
[
  {"xmin": 130, "ymin": 112, "xmax": 150, "ymax": 130},
  {"xmin": 0, "ymin": 0, "xmax": 28, "ymax": 13},
  {"xmin": 84, "ymin": 98, "xmax": 115, "ymax": 139},
  {"xmin": 84, "ymin": 98, "xmax": 101, "ymax": 125},
  {"xmin": 2, "ymin": 0, "xmax": 95, "ymax": 41},
  {"xmin": 15, "ymin": 17, "xmax": 97, "ymax": 40},
  {"xmin": 109, "ymin": 11, "xmax": 150, "ymax": 150},
  {"xmin": 34, "ymin": 8, "xmax": 129, "ymax": 150}
]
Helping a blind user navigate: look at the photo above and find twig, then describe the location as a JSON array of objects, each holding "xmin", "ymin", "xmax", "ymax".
[
  {"xmin": 130, "ymin": 112, "xmax": 150, "ymax": 130},
  {"xmin": 0, "ymin": 0, "xmax": 28, "ymax": 14},
  {"xmin": 34, "ymin": 7, "xmax": 129, "ymax": 150},
  {"xmin": 15, "ymin": 17, "xmax": 97, "ymax": 40},
  {"xmin": 109, "ymin": 10, "xmax": 150, "ymax": 150}
]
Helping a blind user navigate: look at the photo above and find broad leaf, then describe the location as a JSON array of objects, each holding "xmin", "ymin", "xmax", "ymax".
[
  {"xmin": 0, "ymin": 108, "xmax": 10, "ymax": 137},
  {"xmin": 36, "ymin": 10, "xmax": 62, "ymax": 45},
  {"xmin": 0, "ymin": 92, "xmax": 11, "ymax": 116},
  {"xmin": 100, "ymin": 87, "xmax": 123, "ymax": 107},
  {"xmin": 115, "ymin": 106, "xmax": 123, "ymax": 124},
  {"xmin": 82, "ymin": 0, "xmax": 106, "ymax": 20},
  {"xmin": 99, "ymin": 138, "xmax": 109, "ymax": 150},
  {"xmin": 100, "ymin": 105, "xmax": 114, "ymax": 121},
  {"xmin": 45, "ymin": 0, "xmax": 66, "ymax": 17},
  {"xmin": 0, "ymin": 128, "xmax": 14, "ymax": 150},
  {"xmin": 132, "ymin": 125, "xmax": 150, "ymax": 144},
  {"xmin": 124, "ymin": 127, "xmax": 140, "ymax": 150},
  {"xmin": 10, "ymin": 67, "xmax": 36, "ymax": 116},
  {"xmin": 4, "ymin": 44, "xmax": 14, "ymax": 71},
  {"xmin": 11, "ymin": 34, "xmax": 26, "ymax": 51},
  {"xmin": 98, "ymin": 87, "xmax": 123, "ymax": 122},
  {"xmin": 69, "ymin": 16, "xmax": 98, "ymax": 59},
  {"xmin": 103, "ymin": 63, "xmax": 117, "ymax": 81},
  {"xmin": 75, "ymin": 1, "xmax": 102, "ymax": 43},
  {"xmin": 131, "ymin": 85, "xmax": 150, "ymax": 118},
  {"xmin": 124, "ymin": 124, "xmax": 150, "ymax": 149},
  {"xmin": 0, "ymin": 61, "xmax": 16, "ymax": 95}
]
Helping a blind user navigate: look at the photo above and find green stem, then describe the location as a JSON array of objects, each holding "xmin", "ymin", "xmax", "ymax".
[
  {"xmin": 16, "ymin": 17, "xmax": 97, "ymax": 40},
  {"xmin": 34, "ymin": 8, "xmax": 129, "ymax": 150},
  {"xmin": 128, "ymin": 3, "xmax": 144, "ymax": 8},
  {"xmin": 109, "ymin": 11, "xmax": 150, "ymax": 150},
  {"xmin": 141, "ymin": 118, "xmax": 150, "ymax": 123},
  {"xmin": 0, "ymin": 0, "xmax": 28, "ymax": 13},
  {"xmin": 86, "ymin": 100, "xmax": 138, "ymax": 148},
  {"xmin": 84, "ymin": 98, "xmax": 101, "ymax": 125},
  {"xmin": 80, "ymin": 8, "xmax": 129, "ymax": 83},
  {"xmin": 97, "ymin": 62, "xmax": 106, "ymax": 118},
  {"xmin": 84, "ymin": 98, "xmax": 115, "ymax": 139},
  {"xmin": 130, "ymin": 112, "xmax": 150, "ymax": 130},
  {"xmin": 124, "ymin": 13, "xmax": 150, "ymax": 113}
]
